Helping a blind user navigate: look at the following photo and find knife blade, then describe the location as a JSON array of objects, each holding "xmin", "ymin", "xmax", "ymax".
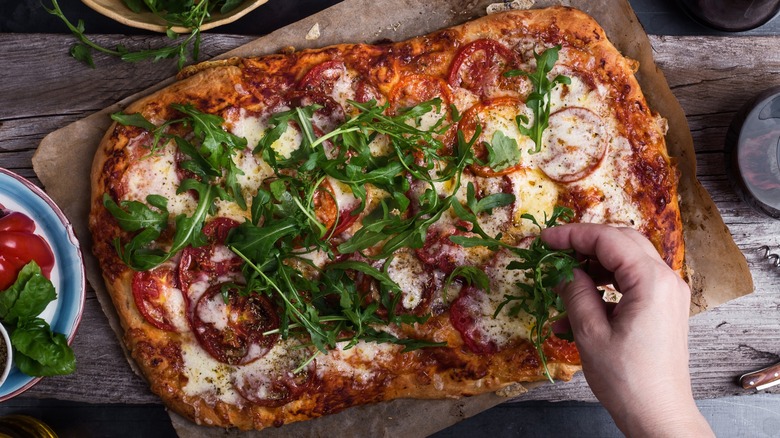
[{"xmin": 740, "ymin": 362, "xmax": 780, "ymax": 391}]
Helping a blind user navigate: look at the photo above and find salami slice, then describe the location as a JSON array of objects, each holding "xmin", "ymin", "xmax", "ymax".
[{"xmin": 538, "ymin": 107, "xmax": 607, "ymax": 183}]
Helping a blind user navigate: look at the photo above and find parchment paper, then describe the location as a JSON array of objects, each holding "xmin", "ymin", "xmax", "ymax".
[{"xmin": 32, "ymin": 0, "xmax": 754, "ymax": 435}]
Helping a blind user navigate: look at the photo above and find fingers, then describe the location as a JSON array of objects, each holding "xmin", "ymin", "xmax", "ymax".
[
  {"xmin": 555, "ymin": 268, "xmax": 608, "ymax": 341},
  {"xmin": 542, "ymin": 223, "xmax": 664, "ymax": 286}
]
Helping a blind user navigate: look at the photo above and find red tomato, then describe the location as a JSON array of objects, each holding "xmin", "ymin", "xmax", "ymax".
[
  {"xmin": 448, "ymin": 39, "xmax": 518, "ymax": 100},
  {"xmin": 0, "ymin": 209, "xmax": 55, "ymax": 290},
  {"xmin": 458, "ymin": 96, "xmax": 527, "ymax": 177},
  {"xmin": 191, "ymin": 284, "xmax": 280, "ymax": 365},
  {"xmin": 132, "ymin": 268, "xmax": 182, "ymax": 332}
]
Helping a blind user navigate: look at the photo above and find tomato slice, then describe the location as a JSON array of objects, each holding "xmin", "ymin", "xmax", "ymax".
[
  {"xmin": 448, "ymin": 38, "xmax": 519, "ymax": 100},
  {"xmin": 178, "ymin": 217, "xmax": 242, "ymax": 295},
  {"xmin": 132, "ymin": 267, "xmax": 185, "ymax": 332},
  {"xmin": 0, "ymin": 231, "xmax": 55, "ymax": 290},
  {"xmin": 458, "ymin": 96, "xmax": 528, "ymax": 177},
  {"xmin": 0, "ymin": 211, "xmax": 35, "ymax": 233},
  {"xmin": 314, "ymin": 178, "xmax": 361, "ymax": 237},
  {"xmin": 299, "ymin": 60, "xmax": 381, "ymax": 106},
  {"xmin": 191, "ymin": 284, "xmax": 280, "ymax": 365},
  {"xmin": 388, "ymin": 74, "xmax": 457, "ymax": 152}
]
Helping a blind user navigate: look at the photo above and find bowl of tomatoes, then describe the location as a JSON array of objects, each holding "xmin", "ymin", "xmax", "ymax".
[{"xmin": 0, "ymin": 168, "xmax": 85, "ymax": 401}]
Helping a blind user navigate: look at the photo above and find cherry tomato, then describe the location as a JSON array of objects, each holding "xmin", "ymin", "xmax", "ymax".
[{"xmin": 0, "ymin": 208, "xmax": 55, "ymax": 290}]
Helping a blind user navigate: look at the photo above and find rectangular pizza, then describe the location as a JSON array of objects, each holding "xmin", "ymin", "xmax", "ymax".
[{"xmin": 89, "ymin": 6, "xmax": 683, "ymax": 430}]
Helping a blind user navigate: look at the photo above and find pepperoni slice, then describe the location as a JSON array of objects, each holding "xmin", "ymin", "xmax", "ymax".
[
  {"xmin": 449, "ymin": 285, "xmax": 498, "ymax": 355},
  {"xmin": 416, "ymin": 221, "xmax": 482, "ymax": 275},
  {"xmin": 459, "ymin": 96, "xmax": 529, "ymax": 177},
  {"xmin": 449, "ymin": 249, "xmax": 532, "ymax": 355},
  {"xmin": 132, "ymin": 267, "xmax": 186, "ymax": 332},
  {"xmin": 234, "ymin": 353, "xmax": 316, "ymax": 407},
  {"xmin": 178, "ymin": 217, "xmax": 243, "ymax": 296},
  {"xmin": 448, "ymin": 39, "xmax": 519, "ymax": 100},
  {"xmin": 300, "ymin": 60, "xmax": 348, "ymax": 94},
  {"xmin": 538, "ymin": 107, "xmax": 607, "ymax": 183},
  {"xmin": 388, "ymin": 74, "xmax": 457, "ymax": 151},
  {"xmin": 191, "ymin": 284, "xmax": 280, "ymax": 365}
]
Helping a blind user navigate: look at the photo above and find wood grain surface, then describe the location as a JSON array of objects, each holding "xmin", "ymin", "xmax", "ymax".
[{"xmin": 0, "ymin": 33, "xmax": 779, "ymax": 406}]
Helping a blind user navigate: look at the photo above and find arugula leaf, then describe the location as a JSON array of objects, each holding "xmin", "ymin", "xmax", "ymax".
[
  {"xmin": 0, "ymin": 262, "xmax": 57, "ymax": 324},
  {"xmin": 11, "ymin": 318, "xmax": 76, "ymax": 377},
  {"xmin": 505, "ymin": 45, "xmax": 571, "ymax": 153},
  {"xmin": 485, "ymin": 130, "xmax": 522, "ymax": 171}
]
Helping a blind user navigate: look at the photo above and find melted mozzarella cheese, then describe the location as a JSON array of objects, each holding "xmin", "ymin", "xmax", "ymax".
[
  {"xmin": 330, "ymin": 68, "xmax": 357, "ymax": 109},
  {"xmin": 271, "ymin": 125, "xmax": 303, "ymax": 159},
  {"xmin": 196, "ymin": 293, "xmax": 229, "ymax": 331},
  {"xmin": 181, "ymin": 341, "xmax": 240, "ymax": 404},
  {"xmin": 386, "ymin": 250, "xmax": 428, "ymax": 310},
  {"xmin": 509, "ymin": 169, "xmax": 559, "ymax": 234},
  {"xmin": 154, "ymin": 269, "xmax": 189, "ymax": 332},
  {"xmin": 230, "ymin": 110, "xmax": 267, "ymax": 149},
  {"xmin": 316, "ymin": 341, "xmax": 399, "ymax": 384},
  {"xmin": 575, "ymin": 136, "xmax": 644, "ymax": 227},
  {"xmin": 475, "ymin": 251, "xmax": 537, "ymax": 345},
  {"xmin": 368, "ymin": 133, "xmax": 393, "ymax": 157},
  {"xmin": 123, "ymin": 143, "xmax": 197, "ymax": 217}
]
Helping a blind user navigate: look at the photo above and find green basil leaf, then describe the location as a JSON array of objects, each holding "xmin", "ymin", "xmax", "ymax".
[
  {"xmin": 11, "ymin": 318, "xmax": 76, "ymax": 377},
  {"xmin": 0, "ymin": 262, "xmax": 57, "ymax": 324}
]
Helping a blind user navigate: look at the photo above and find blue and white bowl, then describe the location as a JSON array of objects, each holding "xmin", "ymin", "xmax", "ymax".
[{"xmin": 0, "ymin": 168, "xmax": 86, "ymax": 401}]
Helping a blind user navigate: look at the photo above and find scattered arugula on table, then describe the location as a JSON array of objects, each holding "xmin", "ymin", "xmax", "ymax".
[
  {"xmin": 0, "ymin": 262, "xmax": 76, "ymax": 377},
  {"xmin": 505, "ymin": 45, "xmax": 571, "ymax": 153},
  {"xmin": 45, "ymin": 0, "xmax": 244, "ymax": 69}
]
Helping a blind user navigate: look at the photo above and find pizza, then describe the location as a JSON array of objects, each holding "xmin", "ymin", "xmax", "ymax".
[{"xmin": 89, "ymin": 6, "xmax": 683, "ymax": 431}]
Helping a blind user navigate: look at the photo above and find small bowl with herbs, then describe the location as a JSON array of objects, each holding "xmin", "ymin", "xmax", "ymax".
[
  {"xmin": 0, "ymin": 168, "xmax": 85, "ymax": 401},
  {"xmin": 81, "ymin": 0, "xmax": 269, "ymax": 33}
]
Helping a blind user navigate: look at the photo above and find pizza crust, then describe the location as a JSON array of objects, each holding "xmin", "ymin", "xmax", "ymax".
[{"xmin": 90, "ymin": 6, "xmax": 683, "ymax": 430}]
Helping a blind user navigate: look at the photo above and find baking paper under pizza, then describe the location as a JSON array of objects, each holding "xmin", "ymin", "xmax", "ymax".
[{"xmin": 89, "ymin": 6, "xmax": 683, "ymax": 430}]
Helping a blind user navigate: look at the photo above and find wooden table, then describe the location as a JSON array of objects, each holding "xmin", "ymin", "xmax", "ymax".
[{"xmin": 1, "ymin": 16, "xmax": 780, "ymax": 438}]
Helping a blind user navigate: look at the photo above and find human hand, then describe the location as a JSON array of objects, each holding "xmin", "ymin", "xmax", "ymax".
[{"xmin": 541, "ymin": 224, "xmax": 713, "ymax": 437}]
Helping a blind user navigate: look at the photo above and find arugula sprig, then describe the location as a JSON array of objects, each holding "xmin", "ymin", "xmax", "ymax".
[
  {"xmin": 45, "ymin": 0, "xmax": 240, "ymax": 69},
  {"xmin": 450, "ymin": 199, "xmax": 578, "ymax": 381},
  {"xmin": 106, "ymin": 104, "xmax": 246, "ymax": 271},
  {"xmin": 222, "ymin": 98, "xmax": 469, "ymax": 354},
  {"xmin": 505, "ymin": 45, "xmax": 571, "ymax": 154}
]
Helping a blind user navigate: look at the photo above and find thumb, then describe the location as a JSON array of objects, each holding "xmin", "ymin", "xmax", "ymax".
[{"xmin": 557, "ymin": 269, "xmax": 608, "ymax": 341}]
